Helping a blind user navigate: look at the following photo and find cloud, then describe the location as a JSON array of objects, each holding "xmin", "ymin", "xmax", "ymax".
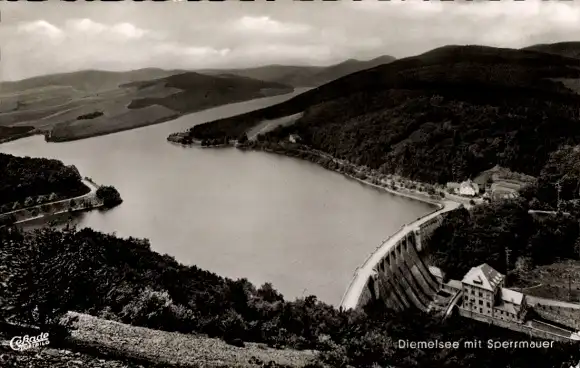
[
  {"xmin": 17, "ymin": 20, "xmax": 63, "ymax": 40},
  {"xmin": 233, "ymin": 16, "xmax": 311, "ymax": 36},
  {"xmin": 154, "ymin": 42, "xmax": 230, "ymax": 58},
  {"xmin": 3, "ymin": 1, "xmax": 580, "ymax": 81},
  {"xmin": 66, "ymin": 18, "xmax": 107, "ymax": 34}
]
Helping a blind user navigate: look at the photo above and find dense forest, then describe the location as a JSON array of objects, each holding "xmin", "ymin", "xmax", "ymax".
[
  {"xmin": 516, "ymin": 145, "xmax": 580, "ymax": 213},
  {"xmin": 187, "ymin": 45, "xmax": 580, "ymax": 184},
  {"xmin": 1, "ymin": 225, "xmax": 578, "ymax": 368},
  {"xmin": 428, "ymin": 198, "xmax": 580, "ymax": 280},
  {"xmin": 0, "ymin": 153, "xmax": 88, "ymax": 208}
]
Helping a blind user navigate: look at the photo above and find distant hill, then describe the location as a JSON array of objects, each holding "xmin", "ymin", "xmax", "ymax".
[
  {"xmin": 523, "ymin": 41, "xmax": 580, "ymax": 59},
  {"xmin": 197, "ymin": 55, "xmax": 396, "ymax": 87},
  {"xmin": 0, "ymin": 68, "xmax": 185, "ymax": 94},
  {"xmin": 125, "ymin": 72, "xmax": 292, "ymax": 113},
  {"xmin": 186, "ymin": 45, "xmax": 580, "ymax": 183},
  {"xmin": 0, "ymin": 70, "xmax": 293, "ymax": 142}
]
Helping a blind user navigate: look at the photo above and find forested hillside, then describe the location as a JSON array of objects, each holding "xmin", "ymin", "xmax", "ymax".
[
  {"xmin": 0, "ymin": 153, "xmax": 88, "ymax": 207},
  {"xmin": 523, "ymin": 41, "xmax": 580, "ymax": 59},
  {"xmin": 126, "ymin": 72, "xmax": 293, "ymax": 113},
  {"xmin": 188, "ymin": 45, "xmax": 580, "ymax": 184},
  {"xmin": 428, "ymin": 199, "xmax": 580, "ymax": 280},
  {"xmin": 1, "ymin": 225, "xmax": 579, "ymax": 368}
]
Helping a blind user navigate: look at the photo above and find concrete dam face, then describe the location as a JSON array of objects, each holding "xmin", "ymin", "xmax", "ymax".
[
  {"xmin": 367, "ymin": 228, "xmax": 440, "ymax": 311},
  {"xmin": 341, "ymin": 204, "xmax": 459, "ymax": 312}
]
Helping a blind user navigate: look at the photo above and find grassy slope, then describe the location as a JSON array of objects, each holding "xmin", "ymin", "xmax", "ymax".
[
  {"xmin": 197, "ymin": 55, "xmax": 396, "ymax": 87},
  {"xmin": 0, "ymin": 68, "xmax": 184, "ymax": 94},
  {"xmin": 189, "ymin": 45, "xmax": 580, "ymax": 183},
  {"xmin": 0, "ymin": 70, "xmax": 293, "ymax": 142}
]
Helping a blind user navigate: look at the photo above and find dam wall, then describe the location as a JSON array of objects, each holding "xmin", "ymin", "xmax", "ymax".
[{"xmin": 340, "ymin": 201, "xmax": 461, "ymax": 311}]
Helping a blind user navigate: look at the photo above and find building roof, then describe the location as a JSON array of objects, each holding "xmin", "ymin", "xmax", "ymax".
[
  {"xmin": 461, "ymin": 263, "xmax": 504, "ymax": 291},
  {"xmin": 501, "ymin": 288, "xmax": 524, "ymax": 306},
  {"xmin": 429, "ymin": 266, "xmax": 445, "ymax": 279},
  {"xmin": 447, "ymin": 279, "xmax": 462, "ymax": 290},
  {"xmin": 460, "ymin": 180, "xmax": 479, "ymax": 191},
  {"xmin": 494, "ymin": 301, "xmax": 518, "ymax": 315}
]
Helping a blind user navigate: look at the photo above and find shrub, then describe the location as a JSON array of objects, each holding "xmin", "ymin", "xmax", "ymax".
[{"xmin": 96, "ymin": 186, "xmax": 122, "ymax": 208}]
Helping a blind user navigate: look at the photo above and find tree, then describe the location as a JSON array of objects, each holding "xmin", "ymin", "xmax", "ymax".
[
  {"xmin": 237, "ymin": 133, "xmax": 248, "ymax": 144},
  {"xmin": 257, "ymin": 282, "xmax": 283, "ymax": 303},
  {"xmin": 24, "ymin": 197, "xmax": 34, "ymax": 207},
  {"xmin": 3, "ymin": 226, "xmax": 87, "ymax": 327},
  {"xmin": 96, "ymin": 186, "xmax": 122, "ymax": 208}
]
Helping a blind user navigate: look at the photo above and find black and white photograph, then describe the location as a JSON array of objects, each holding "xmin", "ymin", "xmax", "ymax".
[{"xmin": 1, "ymin": 0, "xmax": 580, "ymax": 367}]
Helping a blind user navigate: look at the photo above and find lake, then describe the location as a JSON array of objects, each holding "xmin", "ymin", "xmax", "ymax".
[{"xmin": 0, "ymin": 88, "xmax": 434, "ymax": 305}]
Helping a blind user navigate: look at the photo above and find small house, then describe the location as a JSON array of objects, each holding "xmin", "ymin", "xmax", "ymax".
[
  {"xmin": 459, "ymin": 180, "xmax": 479, "ymax": 196},
  {"xmin": 289, "ymin": 134, "xmax": 301, "ymax": 143}
]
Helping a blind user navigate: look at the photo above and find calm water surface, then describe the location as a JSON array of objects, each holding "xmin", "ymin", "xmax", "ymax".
[{"xmin": 0, "ymin": 89, "xmax": 433, "ymax": 305}]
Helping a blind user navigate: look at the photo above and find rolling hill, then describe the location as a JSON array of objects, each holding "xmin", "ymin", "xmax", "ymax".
[
  {"xmin": 523, "ymin": 41, "xmax": 580, "ymax": 59},
  {"xmin": 0, "ymin": 70, "xmax": 293, "ymax": 143},
  {"xmin": 197, "ymin": 55, "xmax": 396, "ymax": 87},
  {"xmin": 183, "ymin": 45, "xmax": 580, "ymax": 184},
  {"xmin": 0, "ymin": 68, "xmax": 185, "ymax": 94}
]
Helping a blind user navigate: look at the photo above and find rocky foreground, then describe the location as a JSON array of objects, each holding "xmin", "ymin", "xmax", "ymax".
[{"xmin": 0, "ymin": 312, "xmax": 317, "ymax": 368}]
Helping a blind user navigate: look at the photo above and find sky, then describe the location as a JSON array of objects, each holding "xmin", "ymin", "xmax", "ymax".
[{"xmin": 1, "ymin": 0, "xmax": 580, "ymax": 81}]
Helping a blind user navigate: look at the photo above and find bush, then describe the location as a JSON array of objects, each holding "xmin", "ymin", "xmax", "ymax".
[{"xmin": 96, "ymin": 186, "xmax": 122, "ymax": 208}]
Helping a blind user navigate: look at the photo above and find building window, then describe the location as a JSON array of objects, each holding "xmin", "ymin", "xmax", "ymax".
[
  {"xmin": 479, "ymin": 308, "xmax": 482, "ymax": 313},
  {"xmin": 487, "ymin": 302, "xmax": 490, "ymax": 308},
  {"xmin": 479, "ymin": 291, "xmax": 482, "ymax": 297},
  {"xmin": 479, "ymin": 300, "xmax": 483, "ymax": 305},
  {"xmin": 471, "ymin": 289, "xmax": 474, "ymax": 295}
]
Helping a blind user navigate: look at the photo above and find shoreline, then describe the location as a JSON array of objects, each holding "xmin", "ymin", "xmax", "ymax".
[
  {"xmin": 2, "ymin": 89, "xmax": 296, "ymax": 146},
  {"xmin": 0, "ymin": 179, "xmax": 104, "ymax": 227},
  {"xmin": 14, "ymin": 203, "xmax": 105, "ymax": 227},
  {"xmin": 241, "ymin": 143, "xmax": 451, "ymax": 208}
]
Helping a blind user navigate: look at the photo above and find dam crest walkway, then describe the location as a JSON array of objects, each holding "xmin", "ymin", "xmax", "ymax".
[{"xmin": 340, "ymin": 200, "xmax": 461, "ymax": 310}]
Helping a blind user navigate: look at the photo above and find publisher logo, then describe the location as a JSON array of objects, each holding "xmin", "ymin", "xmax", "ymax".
[{"xmin": 9, "ymin": 333, "xmax": 50, "ymax": 351}]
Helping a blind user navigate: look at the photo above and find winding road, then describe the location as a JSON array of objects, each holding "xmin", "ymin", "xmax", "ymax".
[{"xmin": 0, "ymin": 180, "xmax": 101, "ymax": 225}]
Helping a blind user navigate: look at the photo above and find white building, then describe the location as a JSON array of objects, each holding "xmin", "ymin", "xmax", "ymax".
[
  {"xmin": 461, "ymin": 263, "xmax": 528, "ymax": 322},
  {"xmin": 289, "ymin": 134, "xmax": 300, "ymax": 143},
  {"xmin": 446, "ymin": 180, "xmax": 479, "ymax": 196},
  {"xmin": 458, "ymin": 179, "xmax": 479, "ymax": 196}
]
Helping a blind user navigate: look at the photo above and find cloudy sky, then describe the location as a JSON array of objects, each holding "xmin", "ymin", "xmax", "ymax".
[{"xmin": 1, "ymin": 0, "xmax": 579, "ymax": 81}]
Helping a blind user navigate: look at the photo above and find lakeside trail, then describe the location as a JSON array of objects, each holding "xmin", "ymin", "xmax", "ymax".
[{"xmin": 0, "ymin": 179, "xmax": 104, "ymax": 226}]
